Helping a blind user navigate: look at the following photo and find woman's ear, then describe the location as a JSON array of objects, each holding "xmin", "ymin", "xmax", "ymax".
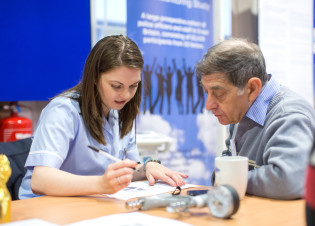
[{"xmin": 247, "ymin": 77, "xmax": 262, "ymax": 102}]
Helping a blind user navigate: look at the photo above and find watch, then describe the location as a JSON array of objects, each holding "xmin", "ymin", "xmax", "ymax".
[{"xmin": 143, "ymin": 158, "xmax": 161, "ymax": 172}]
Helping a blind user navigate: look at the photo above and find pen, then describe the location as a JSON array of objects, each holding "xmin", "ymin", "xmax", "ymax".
[
  {"xmin": 124, "ymin": 148, "xmax": 127, "ymax": 160},
  {"xmin": 88, "ymin": 145, "xmax": 136, "ymax": 170}
]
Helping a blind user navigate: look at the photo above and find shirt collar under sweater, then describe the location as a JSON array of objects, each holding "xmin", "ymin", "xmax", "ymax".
[{"xmin": 245, "ymin": 75, "xmax": 280, "ymax": 126}]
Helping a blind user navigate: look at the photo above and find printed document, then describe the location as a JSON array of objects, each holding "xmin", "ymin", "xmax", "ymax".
[
  {"xmin": 68, "ymin": 212, "xmax": 192, "ymax": 226},
  {"xmin": 105, "ymin": 181, "xmax": 198, "ymax": 200}
]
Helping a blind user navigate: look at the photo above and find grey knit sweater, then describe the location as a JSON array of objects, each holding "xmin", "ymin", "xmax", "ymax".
[{"xmin": 228, "ymin": 86, "xmax": 315, "ymax": 200}]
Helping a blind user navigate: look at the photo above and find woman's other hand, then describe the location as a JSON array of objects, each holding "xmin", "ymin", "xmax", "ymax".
[{"xmin": 145, "ymin": 162, "xmax": 188, "ymax": 187}]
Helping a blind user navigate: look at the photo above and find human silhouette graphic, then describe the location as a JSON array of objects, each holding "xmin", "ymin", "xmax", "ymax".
[
  {"xmin": 151, "ymin": 64, "xmax": 166, "ymax": 114},
  {"xmin": 193, "ymin": 75, "xmax": 205, "ymax": 113},
  {"xmin": 175, "ymin": 68, "xmax": 184, "ymax": 114},
  {"xmin": 142, "ymin": 57, "xmax": 156, "ymax": 113},
  {"xmin": 164, "ymin": 58, "xmax": 176, "ymax": 114},
  {"xmin": 183, "ymin": 59, "xmax": 194, "ymax": 114}
]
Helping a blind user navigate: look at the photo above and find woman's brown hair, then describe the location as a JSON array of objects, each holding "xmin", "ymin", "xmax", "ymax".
[{"xmin": 60, "ymin": 35, "xmax": 144, "ymax": 145}]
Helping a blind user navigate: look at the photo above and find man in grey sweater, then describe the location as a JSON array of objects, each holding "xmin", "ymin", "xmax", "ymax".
[{"xmin": 196, "ymin": 38, "xmax": 315, "ymax": 200}]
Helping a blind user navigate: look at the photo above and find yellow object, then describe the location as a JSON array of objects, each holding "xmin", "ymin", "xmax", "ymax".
[{"xmin": 0, "ymin": 154, "xmax": 11, "ymax": 223}]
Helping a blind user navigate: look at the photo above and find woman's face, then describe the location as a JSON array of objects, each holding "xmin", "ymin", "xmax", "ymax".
[{"xmin": 98, "ymin": 66, "xmax": 141, "ymax": 116}]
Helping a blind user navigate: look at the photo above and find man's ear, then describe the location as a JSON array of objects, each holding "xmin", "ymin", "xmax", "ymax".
[{"xmin": 247, "ymin": 77, "xmax": 262, "ymax": 102}]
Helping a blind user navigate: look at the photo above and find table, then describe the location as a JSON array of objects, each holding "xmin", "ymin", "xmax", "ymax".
[{"xmin": 10, "ymin": 187, "xmax": 306, "ymax": 225}]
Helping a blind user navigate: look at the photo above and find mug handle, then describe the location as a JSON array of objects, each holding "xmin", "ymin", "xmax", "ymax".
[{"xmin": 211, "ymin": 170, "xmax": 215, "ymax": 186}]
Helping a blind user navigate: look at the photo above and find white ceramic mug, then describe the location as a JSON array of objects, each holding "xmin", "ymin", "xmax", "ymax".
[{"xmin": 214, "ymin": 156, "xmax": 248, "ymax": 199}]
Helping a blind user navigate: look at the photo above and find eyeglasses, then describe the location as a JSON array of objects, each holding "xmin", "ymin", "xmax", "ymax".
[{"xmin": 172, "ymin": 186, "xmax": 181, "ymax": 195}]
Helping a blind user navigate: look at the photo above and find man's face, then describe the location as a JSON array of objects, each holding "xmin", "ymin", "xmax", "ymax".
[{"xmin": 201, "ymin": 73, "xmax": 252, "ymax": 125}]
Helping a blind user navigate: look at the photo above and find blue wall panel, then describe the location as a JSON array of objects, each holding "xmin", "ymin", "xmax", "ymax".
[{"xmin": 0, "ymin": 0, "xmax": 91, "ymax": 101}]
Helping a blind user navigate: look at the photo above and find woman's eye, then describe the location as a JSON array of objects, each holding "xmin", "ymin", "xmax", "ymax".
[{"xmin": 111, "ymin": 85, "xmax": 121, "ymax": 89}]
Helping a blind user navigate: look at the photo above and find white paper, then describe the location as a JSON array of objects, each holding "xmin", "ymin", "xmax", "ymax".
[
  {"xmin": 2, "ymin": 219, "xmax": 58, "ymax": 226},
  {"xmin": 67, "ymin": 212, "xmax": 192, "ymax": 226},
  {"xmin": 105, "ymin": 181, "xmax": 198, "ymax": 200}
]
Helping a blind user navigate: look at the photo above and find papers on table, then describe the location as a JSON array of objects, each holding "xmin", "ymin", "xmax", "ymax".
[
  {"xmin": 5, "ymin": 213, "xmax": 192, "ymax": 226},
  {"xmin": 68, "ymin": 212, "xmax": 192, "ymax": 226},
  {"xmin": 2, "ymin": 219, "xmax": 58, "ymax": 226},
  {"xmin": 105, "ymin": 181, "xmax": 198, "ymax": 200}
]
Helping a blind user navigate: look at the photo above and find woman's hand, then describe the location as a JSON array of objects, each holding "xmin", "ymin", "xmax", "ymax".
[
  {"xmin": 99, "ymin": 159, "xmax": 138, "ymax": 194},
  {"xmin": 145, "ymin": 162, "xmax": 188, "ymax": 187}
]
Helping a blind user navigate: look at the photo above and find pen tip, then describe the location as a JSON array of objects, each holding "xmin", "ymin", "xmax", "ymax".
[{"xmin": 88, "ymin": 145, "xmax": 99, "ymax": 152}]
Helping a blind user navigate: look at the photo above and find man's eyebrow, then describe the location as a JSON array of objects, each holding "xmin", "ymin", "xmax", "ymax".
[
  {"xmin": 205, "ymin": 85, "xmax": 225, "ymax": 91},
  {"xmin": 210, "ymin": 85, "xmax": 224, "ymax": 90},
  {"xmin": 200, "ymin": 81, "xmax": 224, "ymax": 90}
]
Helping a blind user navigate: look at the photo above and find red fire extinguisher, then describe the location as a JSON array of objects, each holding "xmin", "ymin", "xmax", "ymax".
[{"xmin": 0, "ymin": 103, "xmax": 33, "ymax": 142}]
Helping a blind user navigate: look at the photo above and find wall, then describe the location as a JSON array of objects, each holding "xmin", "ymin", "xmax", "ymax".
[{"xmin": 232, "ymin": 0, "xmax": 258, "ymax": 43}]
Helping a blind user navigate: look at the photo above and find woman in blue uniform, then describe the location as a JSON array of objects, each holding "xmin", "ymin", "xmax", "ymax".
[{"xmin": 19, "ymin": 35, "xmax": 188, "ymax": 199}]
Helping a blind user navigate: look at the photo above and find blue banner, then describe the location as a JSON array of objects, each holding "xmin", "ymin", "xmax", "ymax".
[
  {"xmin": 0, "ymin": 0, "xmax": 91, "ymax": 101},
  {"xmin": 127, "ymin": 0, "xmax": 216, "ymax": 186}
]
